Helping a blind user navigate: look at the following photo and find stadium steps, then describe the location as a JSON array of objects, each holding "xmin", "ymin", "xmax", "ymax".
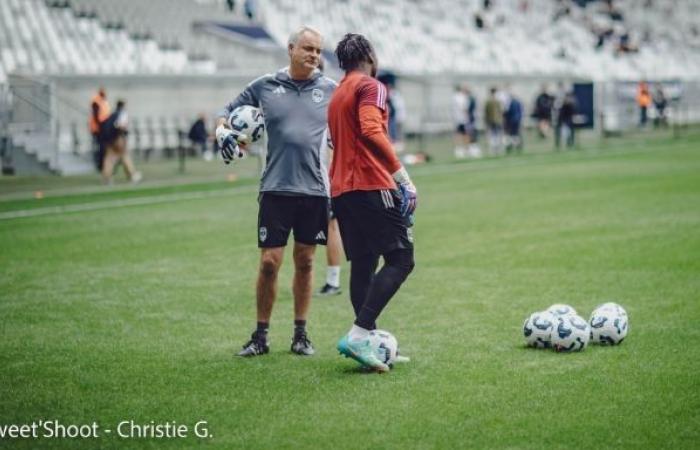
[
  {"xmin": 5, "ymin": 142, "xmax": 53, "ymax": 176},
  {"xmin": 9, "ymin": 131, "xmax": 94, "ymax": 175}
]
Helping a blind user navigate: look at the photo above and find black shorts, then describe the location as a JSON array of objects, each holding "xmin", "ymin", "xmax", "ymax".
[
  {"xmin": 328, "ymin": 198, "xmax": 336, "ymax": 221},
  {"xmin": 258, "ymin": 193, "xmax": 328, "ymax": 248},
  {"xmin": 455, "ymin": 123, "xmax": 467, "ymax": 135},
  {"xmin": 332, "ymin": 190, "xmax": 414, "ymax": 261}
]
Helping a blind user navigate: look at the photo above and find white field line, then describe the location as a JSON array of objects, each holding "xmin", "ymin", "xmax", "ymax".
[
  {"xmin": 0, "ymin": 143, "xmax": 685, "ymax": 221},
  {"xmin": 0, "ymin": 174, "xmax": 235, "ymax": 201},
  {"xmin": 0, "ymin": 185, "xmax": 258, "ymax": 221}
]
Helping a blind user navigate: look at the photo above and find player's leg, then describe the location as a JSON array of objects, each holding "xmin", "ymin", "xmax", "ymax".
[
  {"xmin": 349, "ymin": 252, "xmax": 379, "ymax": 325},
  {"xmin": 288, "ymin": 196, "xmax": 327, "ymax": 355},
  {"xmin": 454, "ymin": 124, "xmax": 467, "ymax": 158},
  {"xmin": 355, "ymin": 248, "xmax": 414, "ymax": 330},
  {"xmin": 238, "ymin": 194, "xmax": 292, "ymax": 357},
  {"xmin": 290, "ymin": 242, "xmax": 316, "ymax": 355},
  {"xmin": 318, "ymin": 217, "xmax": 343, "ymax": 296},
  {"xmin": 117, "ymin": 136, "xmax": 141, "ymax": 182},
  {"xmin": 257, "ymin": 246, "xmax": 284, "ymax": 323},
  {"xmin": 292, "ymin": 243, "xmax": 315, "ymax": 320},
  {"xmin": 334, "ymin": 192, "xmax": 406, "ymax": 372},
  {"xmin": 101, "ymin": 144, "xmax": 118, "ymax": 184},
  {"xmin": 236, "ymin": 246, "xmax": 284, "ymax": 357}
]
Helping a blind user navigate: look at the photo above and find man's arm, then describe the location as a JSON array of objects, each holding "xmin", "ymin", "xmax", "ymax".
[
  {"xmin": 219, "ymin": 79, "xmax": 262, "ymax": 123},
  {"xmin": 91, "ymin": 102, "xmax": 100, "ymax": 127},
  {"xmin": 216, "ymin": 80, "xmax": 262, "ymax": 162},
  {"xmin": 358, "ymin": 104, "xmax": 417, "ymax": 216},
  {"xmin": 357, "ymin": 104, "xmax": 401, "ymax": 173}
]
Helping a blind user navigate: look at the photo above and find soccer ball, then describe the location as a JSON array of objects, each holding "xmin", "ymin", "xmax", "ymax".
[
  {"xmin": 368, "ymin": 329, "xmax": 398, "ymax": 365},
  {"xmin": 227, "ymin": 105, "xmax": 265, "ymax": 145},
  {"xmin": 551, "ymin": 314, "xmax": 590, "ymax": 352},
  {"xmin": 547, "ymin": 303, "xmax": 577, "ymax": 317},
  {"xmin": 522, "ymin": 311, "xmax": 557, "ymax": 348},
  {"xmin": 590, "ymin": 309, "xmax": 629, "ymax": 345},
  {"xmin": 593, "ymin": 302, "xmax": 628, "ymax": 318}
]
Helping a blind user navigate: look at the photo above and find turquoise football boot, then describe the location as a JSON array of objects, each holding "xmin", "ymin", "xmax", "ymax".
[{"xmin": 337, "ymin": 334, "xmax": 389, "ymax": 373}]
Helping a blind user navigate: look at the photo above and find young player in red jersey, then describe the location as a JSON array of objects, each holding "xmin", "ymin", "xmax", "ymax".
[{"xmin": 328, "ymin": 33, "xmax": 417, "ymax": 372}]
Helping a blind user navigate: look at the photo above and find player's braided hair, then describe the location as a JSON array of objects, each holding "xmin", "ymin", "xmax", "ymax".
[{"xmin": 335, "ymin": 33, "xmax": 375, "ymax": 72}]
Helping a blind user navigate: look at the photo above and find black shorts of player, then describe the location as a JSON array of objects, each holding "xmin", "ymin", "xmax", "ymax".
[
  {"xmin": 455, "ymin": 123, "xmax": 467, "ymax": 135},
  {"xmin": 327, "ymin": 198, "xmax": 336, "ymax": 221},
  {"xmin": 258, "ymin": 193, "xmax": 328, "ymax": 248},
  {"xmin": 332, "ymin": 189, "xmax": 414, "ymax": 261}
]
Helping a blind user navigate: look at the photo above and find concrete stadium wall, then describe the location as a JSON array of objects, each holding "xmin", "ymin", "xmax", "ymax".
[
  {"xmin": 48, "ymin": 71, "xmax": 584, "ymax": 152},
  {"xmin": 9, "ymin": 71, "xmax": 700, "ymax": 158},
  {"xmin": 48, "ymin": 72, "xmax": 269, "ymax": 154}
]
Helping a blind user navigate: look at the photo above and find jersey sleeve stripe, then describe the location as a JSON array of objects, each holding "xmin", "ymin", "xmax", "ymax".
[{"xmin": 377, "ymin": 82, "xmax": 386, "ymax": 108}]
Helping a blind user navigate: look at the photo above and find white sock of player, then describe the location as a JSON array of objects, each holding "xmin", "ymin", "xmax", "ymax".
[
  {"xmin": 326, "ymin": 266, "xmax": 340, "ymax": 288},
  {"xmin": 348, "ymin": 324, "xmax": 369, "ymax": 341}
]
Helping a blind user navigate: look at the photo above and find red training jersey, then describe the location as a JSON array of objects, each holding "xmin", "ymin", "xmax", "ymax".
[{"xmin": 328, "ymin": 71, "xmax": 402, "ymax": 198}]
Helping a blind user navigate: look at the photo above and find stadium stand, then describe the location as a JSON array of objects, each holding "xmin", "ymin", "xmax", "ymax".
[
  {"xmin": 1, "ymin": 0, "xmax": 699, "ymax": 175},
  {"xmin": 0, "ymin": 0, "xmax": 217, "ymax": 81},
  {"xmin": 258, "ymin": 0, "xmax": 700, "ymax": 80}
]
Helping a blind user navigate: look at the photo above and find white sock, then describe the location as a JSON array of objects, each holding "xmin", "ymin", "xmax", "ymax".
[
  {"xmin": 326, "ymin": 266, "xmax": 340, "ymax": 287},
  {"xmin": 348, "ymin": 324, "xmax": 369, "ymax": 341}
]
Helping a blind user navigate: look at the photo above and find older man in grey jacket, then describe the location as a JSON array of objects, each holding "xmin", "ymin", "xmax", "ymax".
[{"xmin": 216, "ymin": 26, "xmax": 336, "ymax": 357}]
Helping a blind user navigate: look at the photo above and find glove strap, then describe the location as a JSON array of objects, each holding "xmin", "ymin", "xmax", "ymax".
[{"xmin": 392, "ymin": 166, "xmax": 413, "ymax": 186}]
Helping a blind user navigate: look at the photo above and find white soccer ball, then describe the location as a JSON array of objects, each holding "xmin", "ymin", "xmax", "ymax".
[
  {"xmin": 551, "ymin": 314, "xmax": 590, "ymax": 352},
  {"xmin": 589, "ymin": 309, "xmax": 629, "ymax": 345},
  {"xmin": 227, "ymin": 105, "xmax": 265, "ymax": 145},
  {"xmin": 369, "ymin": 329, "xmax": 398, "ymax": 366},
  {"xmin": 593, "ymin": 302, "xmax": 628, "ymax": 318},
  {"xmin": 522, "ymin": 311, "xmax": 557, "ymax": 348},
  {"xmin": 547, "ymin": 303, "xmax": 578, "ymax": 317}
]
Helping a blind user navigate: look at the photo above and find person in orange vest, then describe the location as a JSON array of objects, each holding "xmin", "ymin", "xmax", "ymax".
[
  {"xmin": 636, "ymin": 81, "xmax": 651, "ymax": 128},
  {"xmin": 89, "ymin": 87, "xmax": 111, "ymax": 171}
]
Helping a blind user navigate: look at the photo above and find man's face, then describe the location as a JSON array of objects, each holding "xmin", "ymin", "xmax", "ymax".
[{"xmin": 289, "ymin": 32, "xmax": 322, "ymax": 75}]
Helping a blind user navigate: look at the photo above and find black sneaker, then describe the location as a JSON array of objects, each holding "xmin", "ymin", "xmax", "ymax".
[
  {"xmin": 290, "ymin": 331, "xmax": 315, "ymax": 355},
  {"xmin": 237, "ymin": 332, "xmax": 270, "ymax": 357},
  {"xmin": 315, "ymin": 283, "xmax": 341, "ymax": 297}
]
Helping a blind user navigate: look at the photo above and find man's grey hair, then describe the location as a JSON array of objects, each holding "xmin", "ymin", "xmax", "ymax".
[{"xmin": 288, "ymin": 26, "xmax": 323, "ymax": 47}]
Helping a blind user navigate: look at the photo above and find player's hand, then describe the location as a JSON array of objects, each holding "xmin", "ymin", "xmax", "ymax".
[
  {"xmin": 392, "ymin": 166, "xmax": 417, "ymax": 217},
  {"xmin": 398, "ymin": 181, "xmax": 417, "ymax": 216},
  {"xmin": 216, "ymin": 125, "xmax": 243, "ymax": 165}
]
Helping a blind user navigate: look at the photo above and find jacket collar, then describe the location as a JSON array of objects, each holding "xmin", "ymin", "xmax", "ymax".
[{"xmin": 274, "ymin": 66, "xmax": 322, "ymax": 88}]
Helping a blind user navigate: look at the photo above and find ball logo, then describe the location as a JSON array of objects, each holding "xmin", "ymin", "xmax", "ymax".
[
  {"xmin": 259, "ymin": 226, "xmax": 267, "ymax": 242},
  {"xmin": 312, "ymin": 89, "xmax": 324, "ymax": 103}
]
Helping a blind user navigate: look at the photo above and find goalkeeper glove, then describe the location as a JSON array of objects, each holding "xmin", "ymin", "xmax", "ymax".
[
  {"xmin": 216, "ymin": 124, "xmax": 244, "ymax": 165},
  {"xmin": 392, "ymin": 166, "xmax": 417, "ymax": 216}
]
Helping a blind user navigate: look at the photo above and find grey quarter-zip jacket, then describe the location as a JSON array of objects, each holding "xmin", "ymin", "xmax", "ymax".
[{"xmin": 221, "ymin": 67, "xmax": 337, "ymax": 198}]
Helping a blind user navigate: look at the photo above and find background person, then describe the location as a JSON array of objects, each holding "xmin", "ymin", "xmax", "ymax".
[
  {"xmin": 452, "ymin": 84, "xmax": 469, "ymax": 158},
  {"xmin": 653, "ymin": 83, "xmax": 668, "ymax": 127},
  {"xmin": 484, "ymin": 87, "xmax": 504, "ymax": 155},
  {"xmin": 533, "ymin": 84, "xmax": 554, "ymax": 138},
  {"xmin": 637, "ymin": 80, "xmax": 651, "ymax": 127},
  {"xmin": 88, "ymin": 87, "xmax": 110, "ymax": 172},
  {"xmin": 555, "ymin": 90, "xmax": 578, "ymax": 149},
  {"xmin": 188, "ymin": 113, "xmax": 210, "ymax": 160},
  {"xmin": 101, "ymin": 100, "xmax": 142, "ymax": 184}
]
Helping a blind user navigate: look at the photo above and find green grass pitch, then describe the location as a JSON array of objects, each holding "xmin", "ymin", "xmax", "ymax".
[{"xmin": 1, "ymin": 131, "xmax": 699, "ymax": 449}]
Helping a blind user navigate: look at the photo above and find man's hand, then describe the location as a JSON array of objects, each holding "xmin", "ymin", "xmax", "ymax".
[
  {"xmin": 216, "ymin": 125, "xmax": 244, "ymax": 165},
  {"xmin": 398, "ymin": 182, "xmax": 417, "ymax": 216},
  {"xmin": 392, "ymin": 166, "xmax": 417, "ymax": 216}
]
